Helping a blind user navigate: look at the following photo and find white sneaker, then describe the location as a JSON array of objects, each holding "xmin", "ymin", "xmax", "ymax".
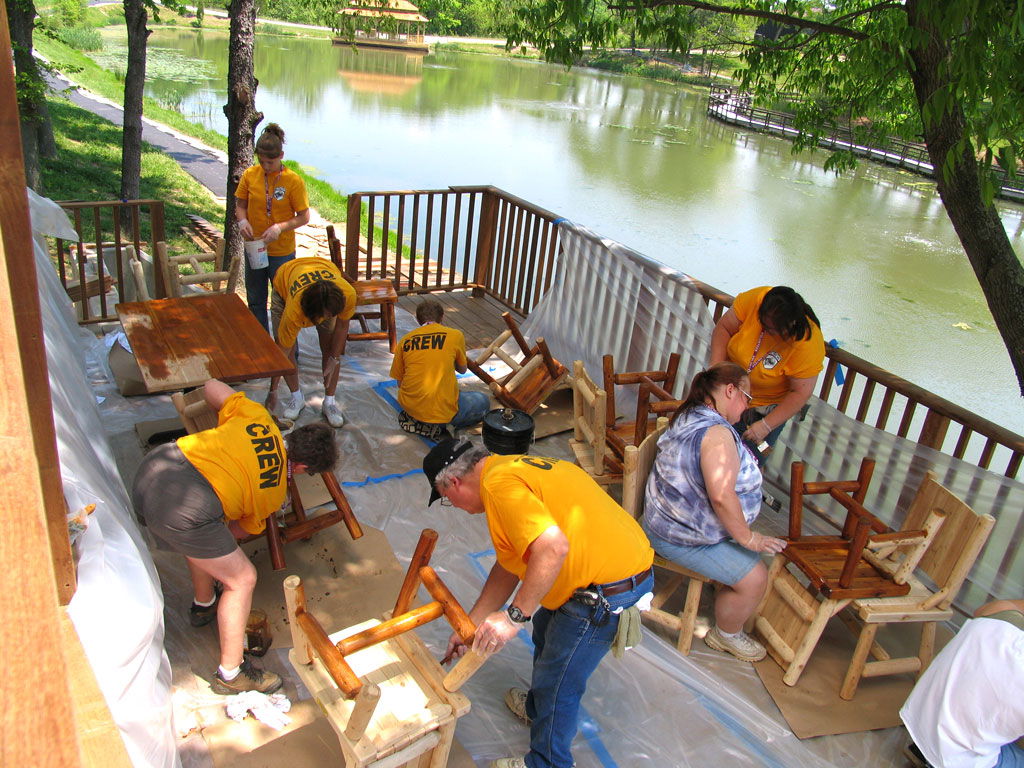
[
  {"xmin": 322, "ymin": 400, "xmax": 345, "ymax": 428},
  {"xmin": 282, "ymin": 396, "xmax": 303, "ymax": 422},
  {"xmin": 504, "ymin": 687, "xmax": 531, "ymax": 726},
  {"xmin": 704, "ymin": 626, "xmax": 767, "ymax": 662},
  {"xmin": 489, "ymin": 759, "xmax": 527, "ymax": 768}
]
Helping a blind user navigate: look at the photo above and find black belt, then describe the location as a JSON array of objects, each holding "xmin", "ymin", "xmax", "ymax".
[{"xmin": 593, "ymin": 567, "xmax": 653, "ymax": 598}]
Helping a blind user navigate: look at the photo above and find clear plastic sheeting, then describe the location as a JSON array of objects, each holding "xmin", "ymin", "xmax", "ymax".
[
  {"xmin": 29, "ymin": 190, "xmax": 179, "ymax": 768},
  {"xmin": 524, "ymin": 220, "xmax": 1023, "ymax": 615}
]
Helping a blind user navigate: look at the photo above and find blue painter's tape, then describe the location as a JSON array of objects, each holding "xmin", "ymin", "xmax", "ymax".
[
  {"xmin": 340, "ymin": 467, "xmax": 423, "ymax": 488},
  {"xmin": 828, "ymin": 339, "xmax": 845, "ymax": 385}
]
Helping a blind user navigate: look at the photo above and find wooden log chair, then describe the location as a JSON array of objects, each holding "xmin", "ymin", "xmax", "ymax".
[
  {"xmin": 467, "ymin": 312, "xmax": 570, "ymax": 414},
  {"xmin": 752, "ymin": 458, "xmax": 990, "ymax": 698},
  {"xmin": 620, "ymin": 415, "xmax": 710, "ymax": 655},
  {"xmin": 155, "ymin": 239, "xmax": 241, "ymax": 298},
  {"xmin": 171, "ymin": 387, "xmax": 363, "ymax": 571},
  {"xmin": 283, "ymin": 529, "xmax": 487, "ymax": 768},
  {"xmin": 568, "ymin": 360, "xmax": 621, "ymax": 484},
  {"xmin": 602, "ymin": 352, "xmax": 681, "ymax": 463},
  {"xmin": 123, "ymin": 245, "xmax": 151, "ymax": 302},
  {"xmin": 326, "ymin": 224, "xmax": 398, "ymax": 353}
]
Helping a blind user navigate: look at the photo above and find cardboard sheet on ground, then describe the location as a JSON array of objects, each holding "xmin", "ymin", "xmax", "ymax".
[{"xmin": 753, "ymin": 620, "xmax": 950, "ymax": 739}]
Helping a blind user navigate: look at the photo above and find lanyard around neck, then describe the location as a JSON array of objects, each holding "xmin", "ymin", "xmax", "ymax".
[
  {"xmin": 747, "ymin": 330, "xmax": 771, "ymax": 372},
  {"xmin": 264, "ymin": 170, "xmax": 283, "ymax": 219}
]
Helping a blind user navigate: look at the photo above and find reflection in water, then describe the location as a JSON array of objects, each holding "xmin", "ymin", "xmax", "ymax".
[{"xmin": 127, "ymin": 29, "xmax": 1024, "ymax": 432}]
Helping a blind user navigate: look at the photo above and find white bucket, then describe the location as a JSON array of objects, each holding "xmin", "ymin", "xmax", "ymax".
[{"xmin": 244, "ymin": 239, "xmax": 268, "ymax": 269}]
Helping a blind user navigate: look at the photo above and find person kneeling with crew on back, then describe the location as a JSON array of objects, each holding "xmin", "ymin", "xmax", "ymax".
[{"xmin": 390, "ymin": 298, "xmax": 490, "ymax": 441}]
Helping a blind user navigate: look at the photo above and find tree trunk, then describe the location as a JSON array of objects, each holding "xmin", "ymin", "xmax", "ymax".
[
  {"xmin": 7, "ymin": 0, "xmax": 56, "ymax": 192},
  {"xmin": 120, "ymin": 0, "xmax": 149, "ymax": 202},
  {"xmin": 906, "ymin": 0, "xmax": 1024, "ymax": 394},
  {"xmin": 223, "ymin": 0, "xmax": 263, "ymax": 266}
]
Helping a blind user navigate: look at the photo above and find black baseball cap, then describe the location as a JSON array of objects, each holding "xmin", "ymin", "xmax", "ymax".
[{"xmin": 423, "ymin": 438, "xmax": 474, "ymax": 505}]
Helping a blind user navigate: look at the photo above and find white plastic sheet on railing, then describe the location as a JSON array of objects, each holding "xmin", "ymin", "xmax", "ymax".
[{"xmin": 523, "ymin": 220, "xmax": 1023, "ymax": 614}]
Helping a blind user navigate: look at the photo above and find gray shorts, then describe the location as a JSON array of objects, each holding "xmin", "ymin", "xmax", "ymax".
[
  {"xmin": 270, "ymin": 291, "xmax": 337, "ymax": 344},
  {"xmin": 131, "ymin": 442, "xmax": 238, "ymax": 560}
]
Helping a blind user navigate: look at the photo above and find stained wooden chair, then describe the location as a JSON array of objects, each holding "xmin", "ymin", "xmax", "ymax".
[
  {"xmin": 155, "ymin": 239, "xmax": 241, "ymax": 298},
  {"xmin": 467, "ymin": 312, "xmax": 569, "ymax": 414},
  {"xmin": 283, "ymin": 529, "xmax": 486, "ymax": 767},
  {"xmin": 327, "ymin": 225, "xmax": 398, "ymax": 352},
  {"xmin": 621, "ymin": 417, "xmax": 709, "ymax": 655},
  {"xmin": 568, "ymin": 360, "xmax": 620, "ymax": 484},
  {"xmin": 171, "ymin": 387, "xmax": 362, "ymax": 571},
  {"xmin": 602, "ymin": 352, "xmax": 681, "ymax": 460},
  {"xmin": 837, "ymin": 472, "xmax": 994, "ymax": 699},
  {"xmin": 752, "ymin": 459, "xmax": 988, "ymax": 697}
]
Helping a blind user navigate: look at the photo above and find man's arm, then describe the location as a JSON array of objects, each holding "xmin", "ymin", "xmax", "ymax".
[
  {"xmin": 472, "ymin": 525, "xmax": 568, "ymax": 654},
  {"xmin": 203, "ymin": 379, "xmax": 236, "ymax": 412},
  {"xmin": 445, "ymin": 561, "xmax": 519, "ymax": 661}
]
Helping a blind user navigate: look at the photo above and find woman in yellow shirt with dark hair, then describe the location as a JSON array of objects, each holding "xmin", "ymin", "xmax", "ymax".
[
  {"xmin": 710, "ymin": 285, "xmax": 825, "ymax": 460},
  {"xmin": 235, "ymin": 123, "xmax": 310, "ymax": 331}
]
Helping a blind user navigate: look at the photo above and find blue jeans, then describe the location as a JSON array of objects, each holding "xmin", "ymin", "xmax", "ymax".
[
  {"xmin": 245, "ymin": 252, "xmax": 294, "ymax": 332},
  {"xmin": 997, "ymin": 742, "xmax": 1024, "ymax": 767},
  {"xmin": 450, "ymin": 390, "xmax": 490, "ymax": 429},
  {"xmin": 524, "ymin": 570, "xmax": 654, "ymax": 768}
]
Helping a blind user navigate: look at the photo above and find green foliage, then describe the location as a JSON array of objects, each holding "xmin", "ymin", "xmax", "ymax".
[
  {"xmin": 52, "ymin": 0, "xmax": 84, "ymax": 26},
  {"xmin": 54, "ymin": 25, "xmax": 103, "ymax": 51}
]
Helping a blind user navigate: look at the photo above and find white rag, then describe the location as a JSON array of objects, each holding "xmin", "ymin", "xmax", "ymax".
[{"xmin": 224, "ymin": 691, "xmax": 292, "ymax": 731}]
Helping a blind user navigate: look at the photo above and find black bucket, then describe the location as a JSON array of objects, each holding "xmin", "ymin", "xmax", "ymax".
[{"xmin": 482, "ymin": 407, "xmax": 535, "ymax": 455}]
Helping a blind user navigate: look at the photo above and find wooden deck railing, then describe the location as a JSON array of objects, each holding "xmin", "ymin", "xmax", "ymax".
[
  {"xmin": 690, "ymin": 279, "xmax": 1024, "ymax": 481},
  {"xmin": 346, "ymin": 184, "xmax": 1023, "ymax": 481},
  {"xmin": 53, "ymin": 200, "xmax": 167, "ymax": 324},
  {"xmin": 344, "ymin": 185, "xmax": 561, "ymax": 315},
  {"xmin": 707, "ymin": 85, "xmax": 1024, "ymax": 203}
]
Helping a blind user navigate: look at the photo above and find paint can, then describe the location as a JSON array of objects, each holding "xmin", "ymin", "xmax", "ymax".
[
  {"xmin": 482, "ymin": 407, "xmax": 534, "ymax": 454},
  {"xmin": 244, "ymin": 239, "xmax": 268, "ymax": 269}
]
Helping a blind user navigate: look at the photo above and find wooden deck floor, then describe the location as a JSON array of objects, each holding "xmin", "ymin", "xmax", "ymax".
[{"xmin": 397, "ymin": 290, "xmax": 521, "ymax": 350}]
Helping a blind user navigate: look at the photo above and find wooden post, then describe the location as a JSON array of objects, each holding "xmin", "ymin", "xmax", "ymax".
[
  {"xmin": 346, "ymin": 193, "xmax": 362, "ymax": 278},
  {"xmin": 419, "ymin": 566, "xmax": 475, "ymax": 643},
  {"xmin": 283, "ymin": 575, "xmax": 311, "ymax": 664},
  {"xmin": 393, "ymin": 528, "xmax": 438, "ymax": 617},
  {"xmin": 789, "ymin": 461, "xmax": 804, "ymax": 540},
  {"xmin": 442, "ymin": 650, "xmax": 487, "ymax": 692},
  {"xmin": 336, "ymin": 603, "xmax": 444, "ymax": 656},
  {"xmin": 343, "ymin": 682, "xmax": 381, "ymax": 741},
  {"xmin": 322, "ymin": 472, "xmax": 364, "ymax": 539},
  {"xmin": 473, "ymin": 189, "xmax": 498, "ymax": 295},
  {"xmin": 853, "ymin": 457, "xmax": 875, "ymax": 504}
]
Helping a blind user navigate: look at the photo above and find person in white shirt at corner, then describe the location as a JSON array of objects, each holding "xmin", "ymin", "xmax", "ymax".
[{"xmin": 900, "ymin": 599, "xmax": 1024, "ymax": 768}]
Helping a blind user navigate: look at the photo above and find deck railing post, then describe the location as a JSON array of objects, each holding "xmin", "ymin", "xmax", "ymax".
[
  {"xmin": 346, "ymin": 193, "xmax": 362, "ymax": 278},
  {"xmin": 149, "ymin": 201, "xmax": 168, "ymax": 298},
  {"xmin": 473, "ymin": 188, "xmax": 499, "ymax": 297}
]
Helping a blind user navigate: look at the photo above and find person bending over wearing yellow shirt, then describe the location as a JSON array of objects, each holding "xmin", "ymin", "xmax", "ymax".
[
  {"xmin": 390, "ymin": 298, "xmax": 490, "ymax": 441},
  {"xmin": 132, "ymin": 379, "xmax": 337, "ymax": 694},
  {"xmin": 424, "ymin": 439, "xmax": 654, "ymax": 768},
  {"xmin": 266, "ymin": 257, "xmax": 357, "ymax": 427}
]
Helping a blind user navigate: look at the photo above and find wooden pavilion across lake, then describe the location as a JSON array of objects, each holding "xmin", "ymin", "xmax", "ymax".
[{"xmin": 333, "ymin": 0, "xmax": 429, "ymax": 54}]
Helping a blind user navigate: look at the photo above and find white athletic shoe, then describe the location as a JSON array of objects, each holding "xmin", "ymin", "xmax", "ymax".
[
  {"xmin": 703, "ymin": 626, "xmax": 767, "ymax": 662},
  {"xmin": 322, "ymin": 400, "xmax": 345, "ymax": 428},
  {"xmin": 489, "ymin": 759, "xmax": 527, "ymax": 768},
  {"xmin": 282, "ymin": 396, "xmax": 304, "ymax": 422}
]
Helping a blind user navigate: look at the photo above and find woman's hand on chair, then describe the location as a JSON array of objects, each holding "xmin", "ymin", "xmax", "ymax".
[{"xmin": 744, "ymin": 530, "xmax": 787, "ymax": 554}]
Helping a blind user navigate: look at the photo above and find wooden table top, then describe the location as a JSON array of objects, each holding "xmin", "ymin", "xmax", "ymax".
[{"xmin": 116, "ymin": 293, "xmax": 295, "ymax": 393}]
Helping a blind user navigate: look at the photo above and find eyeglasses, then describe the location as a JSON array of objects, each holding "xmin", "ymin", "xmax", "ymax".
[{"xmin": 738, "ymin": 386, "xmax": 753, "ymax": 403}]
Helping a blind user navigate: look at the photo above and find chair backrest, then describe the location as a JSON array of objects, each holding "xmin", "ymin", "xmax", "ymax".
[
  {"xmin": 571, "ymin": 360, "xmax": 608, "ymax": 472},
  {"xmin": 602, "ymin": 352, "xmax": 681, "ymax": 424},
  {"xmin": 124, "ymin": 245, "xmax": 151, "ymax": 302},
  {"xmin": 621, "ymin": 418, "xmax": 668, "ymax": 519},
  {"xmin": 900, "ymin": 472, "xmax": 995, "ymax": 606},
  {"xmin": 156, "ymin": 239, "xmax": 239, "ymax": 298}
]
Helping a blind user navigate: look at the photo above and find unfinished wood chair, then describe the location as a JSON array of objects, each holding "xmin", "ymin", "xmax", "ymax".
[
  {"xmin": 568, "ymin": 360, "xmax": 621, "ymax": 484},
  {"xmin": 124, "ymin": 245, "xmax": 151, "ymax": 302},
  {"xmin": 752, "ymin": 458, "xmax": 974, "ymax": 695},
  {"xmin": 283, "ymin": 529, "xmax": 486, "ymax": 768},
  {"xmin": 327, "ymin": 225, "xmax": 398, "ymax": 352},
  {"xmin": 621, "ymin": 418, "xmax": 709, "ymax": 655},
  {"xmin": 171, "ymin": 387, "xmax": 362, "ymax": 571},
  {"xmin": 836, "ymin": 472, "xmax": 994, "ymax": 699},
  {"xmin": 602, "ymin": 352, "xmax": 681, "ymax": 461},
  {"xmin": 467, "ymin": 312, "xmax": 569, "ymax": 414},
  {"xmin": 155, "ymin": 239, "xmax": 241, "ymax": 298}
]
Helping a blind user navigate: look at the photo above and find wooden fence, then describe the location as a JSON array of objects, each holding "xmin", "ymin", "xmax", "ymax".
[
  {"xmin": 53, "ymin": 199, "xmax": 167, "ymax": 324},
  {"xmin": 345, "ymin": 184, "xmax": 1024, "ymax": 481}
]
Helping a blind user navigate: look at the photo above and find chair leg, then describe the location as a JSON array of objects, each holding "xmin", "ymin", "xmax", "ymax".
[
  {"xmin": 265, "ymin": 517, "xmax": 286, "ymax": 571},
  {"xmin": 918, "ymin": 622, "xmax": 937, "ymax": 675},
  {"xmin": 677, "ymin": 577, "xmax": 703, "ymax": 655},
  {"xmin": 840, "ymin": 622, "xmax": 879, "ymax": 700},
  {"xmin": 782, "ymin": 599, "xmax": 839, "ymax": 687},
  {"xmin": 386, "ymin": 301, "xmax": 397, "ymax": 352}
]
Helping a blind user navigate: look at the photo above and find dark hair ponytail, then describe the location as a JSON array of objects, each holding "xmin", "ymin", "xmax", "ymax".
[
  {"xmin": 758, "ymin": 286, "xmax": 820, "ymax": 341},
  {"xmin": 255, "ymin": 123, "xmax": 286, "ymax": 158},
  {"xmin": 670, "ymin": 362, "xmax": 747, "ymax": 424}
]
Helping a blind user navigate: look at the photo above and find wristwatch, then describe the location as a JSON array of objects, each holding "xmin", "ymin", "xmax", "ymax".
[{"xmin": 506, "ymin": 605, "xmax": 531, "ymax": 624}]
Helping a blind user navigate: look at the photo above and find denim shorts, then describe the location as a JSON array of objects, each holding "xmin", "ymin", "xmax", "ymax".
[{"xmin": 642, "ymin": 521, "xmax": 760, "ymax": 586}]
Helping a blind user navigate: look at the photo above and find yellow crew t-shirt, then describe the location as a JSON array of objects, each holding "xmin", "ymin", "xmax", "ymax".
[
  {"xmin": 236, "ymin": 164, "xmax": 309, "ymax": 258},
  {"xmin": 390, "ymin": 323, "xmax": 467, "ymax": 424},
  {"xmin": 176, "ymin": 392, "xmax": 287, "ymax": 535},
  {"xmin": 726, "ymin": 285, "xmax": 825, "ymax": 407},
  {"xmin": 480, "ymin": 454, "xmax": 654, "ymax": 610},
  {"xmin": 271, "ymin": 257, "xmax": 357, "ymax": 350}
]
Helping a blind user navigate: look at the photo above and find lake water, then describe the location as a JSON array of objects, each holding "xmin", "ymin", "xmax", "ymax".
[{"xmin": 111, "ymin": 28, "xmax": 1024, "ymax": 434}]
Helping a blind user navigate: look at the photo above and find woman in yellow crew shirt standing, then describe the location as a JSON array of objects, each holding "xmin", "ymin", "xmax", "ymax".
[
  {"xmin": 709, "ymin": 285, "xmax": 825, "ymax": 461},
  {"xmin": 235, "ymin": 123, "xmax": 310, "ymax": 331}
]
